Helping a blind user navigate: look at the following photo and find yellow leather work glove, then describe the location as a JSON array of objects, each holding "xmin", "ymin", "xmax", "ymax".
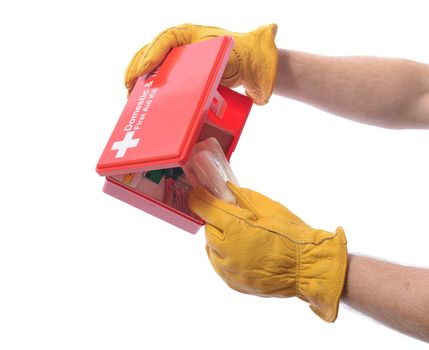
[
  {"xmin": 188, "ymin": 182, "xmax": 348, "ymax": 322},
  {"xmin": 125, "ymin": 24, "xmax": 278, "ymax": 105}
]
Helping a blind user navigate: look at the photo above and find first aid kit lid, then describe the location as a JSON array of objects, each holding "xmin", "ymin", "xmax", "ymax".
[{"xmin": 96, "ymin": 36, "xmax": 234, "ymax": 176}]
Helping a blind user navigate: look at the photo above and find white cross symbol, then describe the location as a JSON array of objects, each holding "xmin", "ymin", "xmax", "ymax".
[{"xmin": 111, "ymin": 131, "xmax": 140, "ymax": 158}]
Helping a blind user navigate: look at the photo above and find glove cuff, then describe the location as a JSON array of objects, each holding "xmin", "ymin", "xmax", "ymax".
[
  {"xmin": 296, "ymin": 227, "xmax": 348, "ymax": 322},
  {"xmin": 241, "ymin": 23, "xmax": 278, "ymax": 105}
]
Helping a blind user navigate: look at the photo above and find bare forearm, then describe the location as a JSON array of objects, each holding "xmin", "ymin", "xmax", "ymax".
[
  {"xmin": 274, "ymin": 49, "xmax": 429, "ymax": 129},
  {"xmin": 342, "ymin": 254, "xmax": 429, "ymax": 342}
]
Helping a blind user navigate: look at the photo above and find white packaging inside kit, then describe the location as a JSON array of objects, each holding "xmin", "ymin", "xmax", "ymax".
[{"xmin": 182, "ymin": 137, "xmax": 239, "ymax": 203}]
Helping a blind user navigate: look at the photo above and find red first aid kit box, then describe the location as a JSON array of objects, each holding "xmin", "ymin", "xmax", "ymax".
[{"xmin": 96, "ymin": 36, "xmax": 253, "ymax": 233}]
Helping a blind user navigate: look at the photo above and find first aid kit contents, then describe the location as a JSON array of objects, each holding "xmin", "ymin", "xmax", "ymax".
[
  {"xmin": 111, "ymin": 137, "xmax": 239, "ymax": 217},
  {"xmin": 182, "ymin": 137, "xmax": 239, "ymax": 203},
  {"xmin": 96, "ymin": 36, "xmax": 253, "ymax": 233},
  {"xmin": 112, "ymin": 168, "xmax": 197, "ymax": 217}
]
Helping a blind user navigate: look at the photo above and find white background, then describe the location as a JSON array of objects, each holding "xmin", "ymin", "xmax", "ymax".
[{"xmin": 1, "ymin": 0, "xmax": 428, "ymax": 348}]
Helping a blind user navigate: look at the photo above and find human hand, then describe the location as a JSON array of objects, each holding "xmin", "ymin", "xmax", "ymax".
[
  {"xmin": 125, "ymin": 24, "xmax": 278, "ymax": 105},
  {"xmin": 188, "ymin": 182, "xmax": 348, "ymax": 322}
]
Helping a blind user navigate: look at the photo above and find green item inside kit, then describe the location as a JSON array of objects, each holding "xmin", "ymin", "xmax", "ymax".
[
  {"xmin": 144, "ymin": 170, "xmax": 165, "ymax": 184},
  {"xmin": 145, "ymin": 168, "xmax": 184, "ymax": 184}
]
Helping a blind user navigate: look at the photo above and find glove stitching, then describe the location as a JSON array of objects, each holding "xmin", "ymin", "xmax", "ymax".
[
  {"xmin": 295, "ymin": 244, "xmax": 301, "ymax": 298},
  {"xmin": 232, "ymin": 48, "xmax": 242, "ymax": 80},
  {"xmin": 229, "ymin": 183, "xmax": 261, "ymax": 217},
  {"xmin": 193, "ymin": 191, "xmax": 336, "ymax": 245},
  {"xmin": 326, "ymin": 236, "xmax": 347, "ymax": 322}
]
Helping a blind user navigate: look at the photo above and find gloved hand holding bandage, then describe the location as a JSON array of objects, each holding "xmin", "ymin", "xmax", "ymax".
[
  {"xmin": 188, "ymin": 183, "xmax": 348, "ymax": 322},
  {"xmin": 125, "ymin": 23, "xmax": 278, "ymax": 105}
]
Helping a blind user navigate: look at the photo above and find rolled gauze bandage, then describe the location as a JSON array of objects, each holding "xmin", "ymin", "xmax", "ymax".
[{"xmin": 182, "ymin": 137, "xmax": 239, "ymax": 203}]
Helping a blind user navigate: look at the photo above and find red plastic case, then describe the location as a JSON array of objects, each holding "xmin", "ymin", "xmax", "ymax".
[{"xmin": 96, "ymin": 36, "xmax": 253, "ymax": 233}]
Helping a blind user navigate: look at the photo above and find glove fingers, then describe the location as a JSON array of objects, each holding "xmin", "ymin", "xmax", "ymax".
[
  {"xmin": 205, "ymin": 224, "xmax": 226, "ymax": 256},
  {"xmin": 188, "ymin": 186, "xmax": 256, "ymax": 231},
  {"xmin": 205, "ymin": 244, "xmax": 244, "ymax": 295},
  {"xmin": 206, "ymin": 244, "xmax": 228, "ymax": 279},
  {"xmin": 226, "ymin": 182, "xmax": 306, "ymax": 225},
  {"xmin": 124, "ymin": 26, "xmax": 192, "ymax": 93},
  {"xmin": 206, "ymin": 248, "xmax": 261, "ymax": 296},
  {"xmin": 124, "ymin": 44, "xmax": 148, "ymax": 92}
]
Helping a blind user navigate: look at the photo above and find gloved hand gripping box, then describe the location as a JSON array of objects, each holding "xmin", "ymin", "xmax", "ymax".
[{"xmin": 96, "ymin": 37, "xmax": 252, "ymax": 233}]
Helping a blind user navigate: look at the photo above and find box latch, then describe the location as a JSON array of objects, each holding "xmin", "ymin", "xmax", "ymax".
[{"xmin": 209, "ymin": 90, "xmax": 227, "ymax": 119}]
